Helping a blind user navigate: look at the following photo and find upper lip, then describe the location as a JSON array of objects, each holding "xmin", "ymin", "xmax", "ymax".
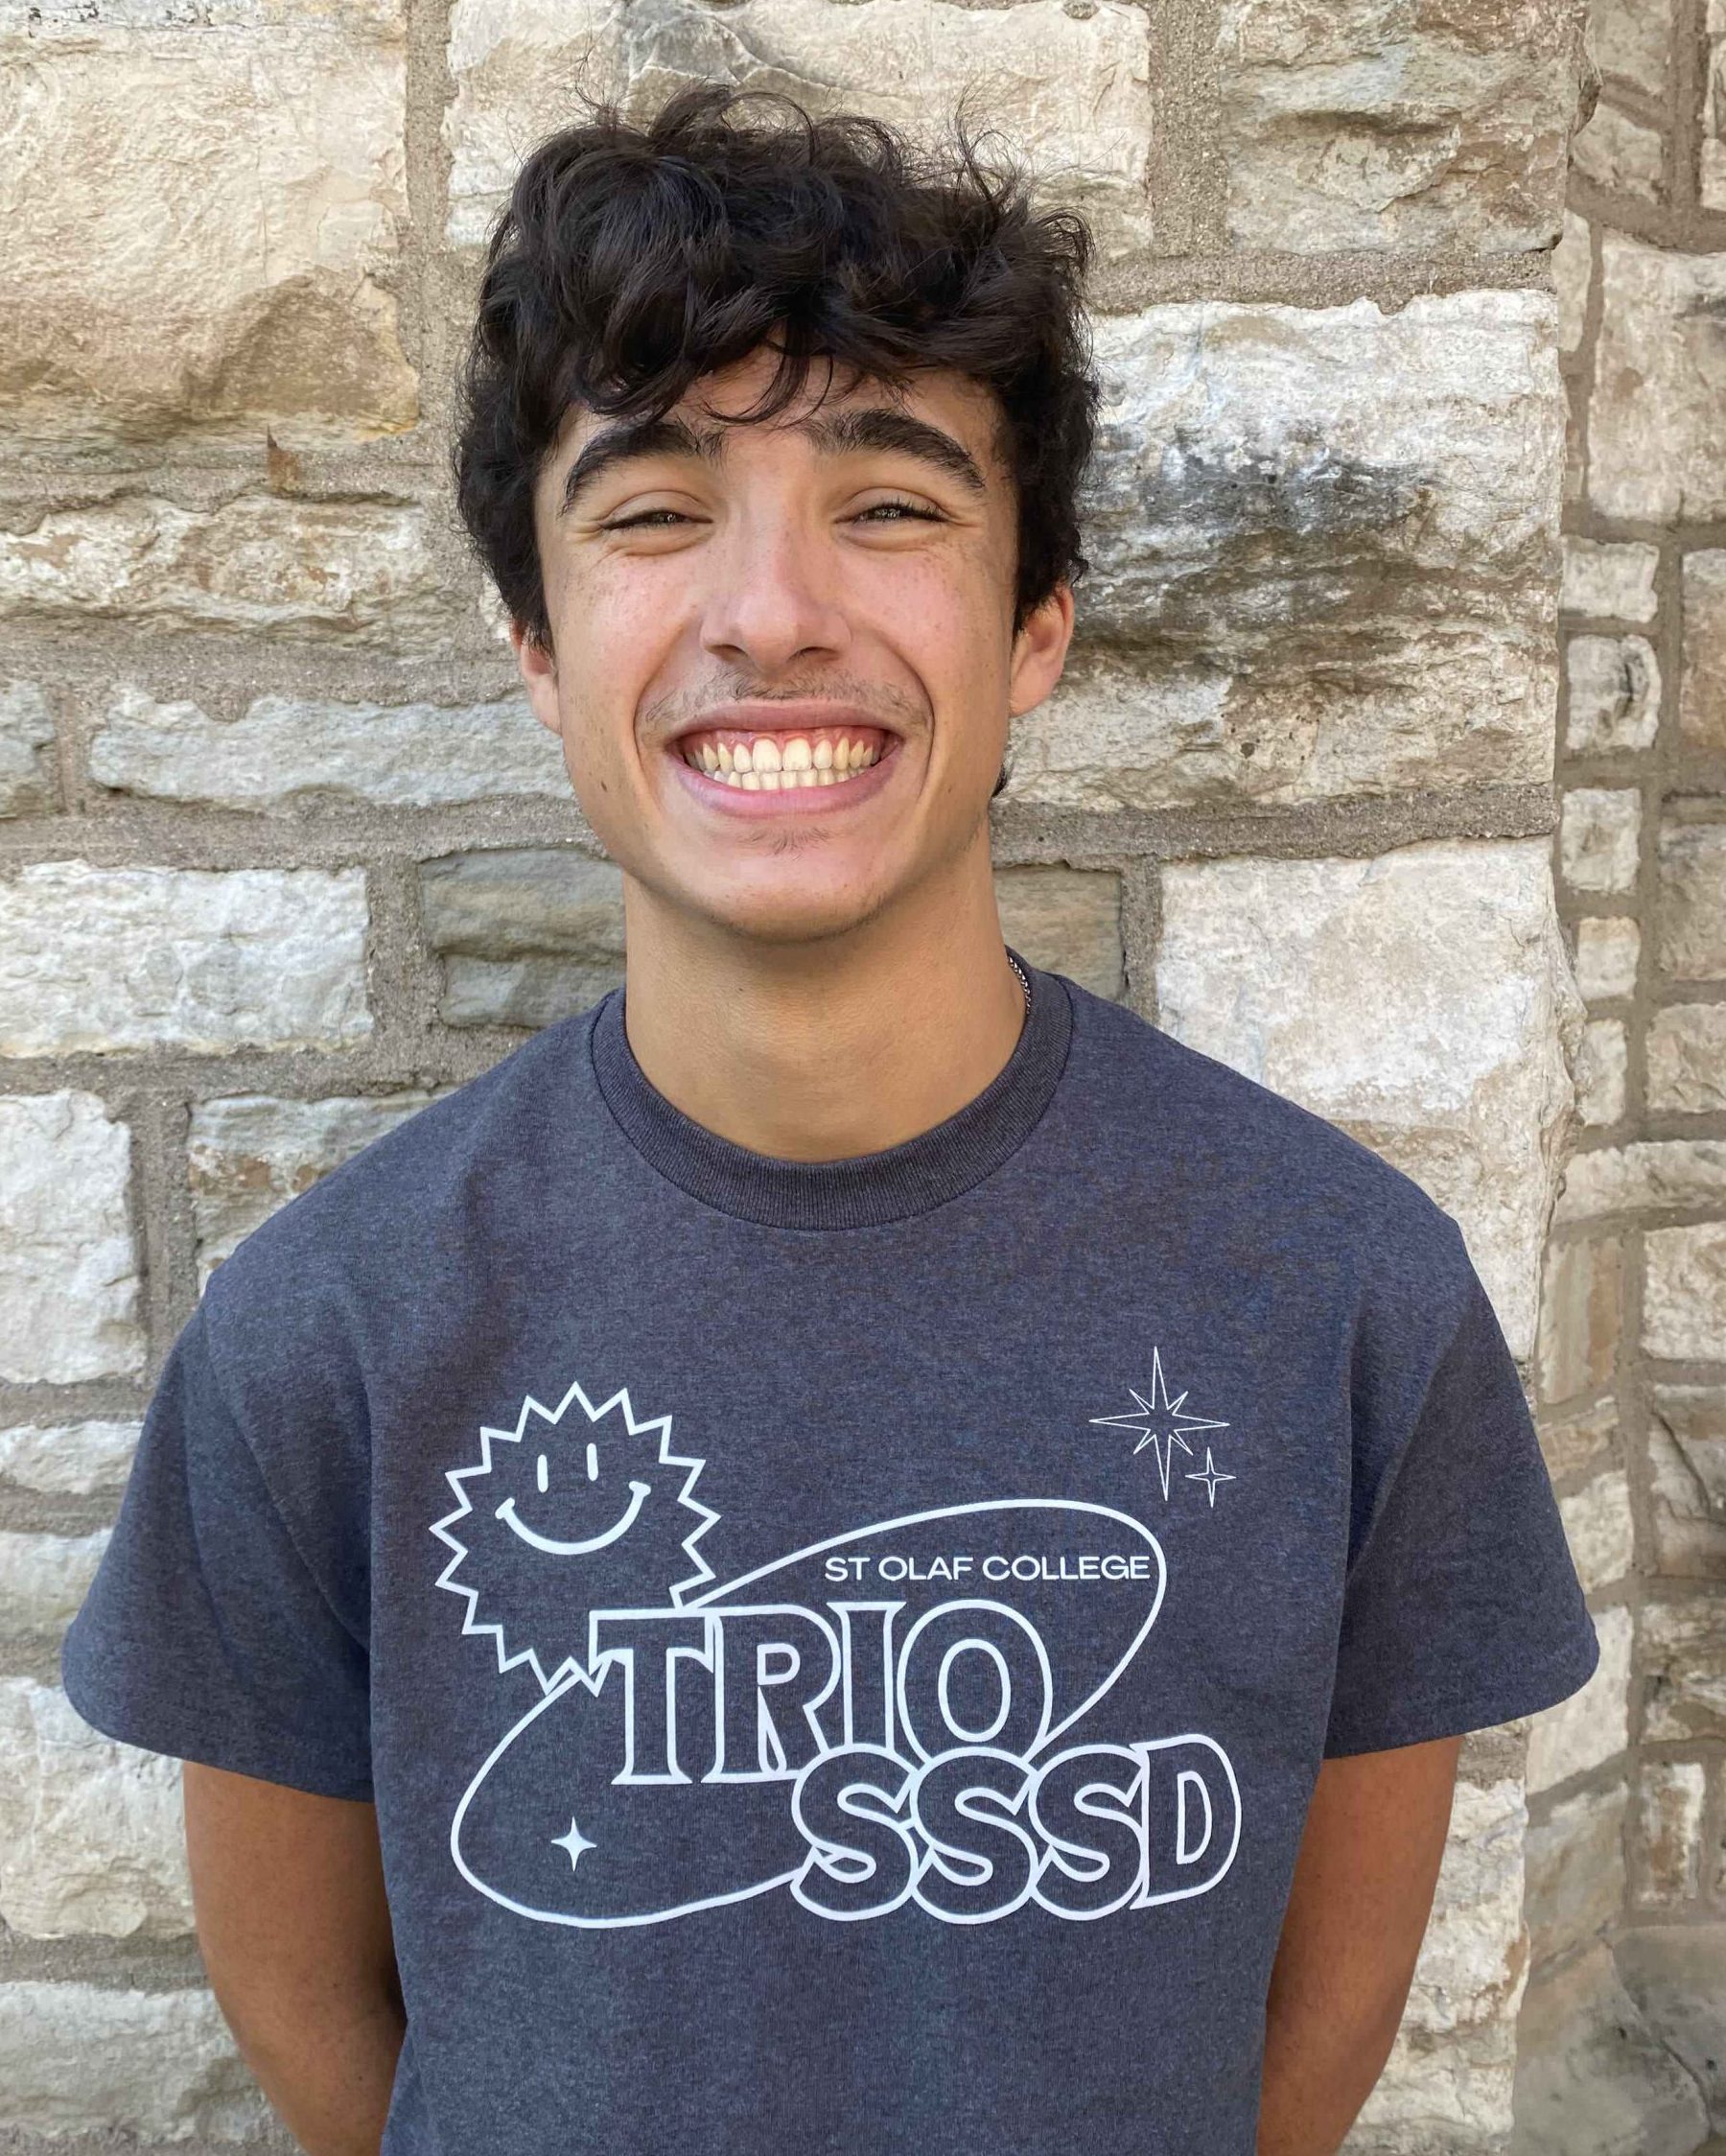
[{"xmin": 666, "ymin": 701, "xmax": 906, "ymax": 746}]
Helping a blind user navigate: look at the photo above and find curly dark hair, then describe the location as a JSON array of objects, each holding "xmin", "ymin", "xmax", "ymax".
[{"xmin": 451, "ymin": 82, "xmax": 1100, "ymax": 659}]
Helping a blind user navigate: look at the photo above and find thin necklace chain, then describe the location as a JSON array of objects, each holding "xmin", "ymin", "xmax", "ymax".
[{"xmin": 1007, "ymin": 950, "xmax": 1032, "ymax": 1016}]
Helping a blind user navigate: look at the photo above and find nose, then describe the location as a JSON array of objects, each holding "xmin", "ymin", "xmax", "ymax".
[{"xmin": 698, "ymin": 507, "xmax": 851, "ymax": 676}]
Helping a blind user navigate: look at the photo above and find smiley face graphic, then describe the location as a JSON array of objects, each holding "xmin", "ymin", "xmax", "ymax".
[{"xmin": 432, "ymin": 1380, "xmax": 719, "ymax": 1694}]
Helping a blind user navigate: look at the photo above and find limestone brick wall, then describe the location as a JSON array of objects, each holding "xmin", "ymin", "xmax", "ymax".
[
  {"xmin": 0, "ymin": 2, "xmax": 1601, "ymax": 2148},
  {"xmin": 1512, "ymin": 1, "xmax": 1726, "ymax": 2150}
]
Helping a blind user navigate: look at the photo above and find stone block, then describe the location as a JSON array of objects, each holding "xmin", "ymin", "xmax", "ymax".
[
  {"xmin": 0, "ymin": 1094, "xmax": 141, "ymax": 1385},
  {"xmin": 420, "ymin": 849, "xmax": 628, "ymax": 1030},
  {"xmin": 1634, "ymin": 1762, "xmax": 1707, "ymax": 1907},
  {"xmin": 0, "ymin": 1979, "xmax": 267, "ymax": 2139},
  {"xmin": 993, "ymin": 868, "xmax": 1123, "ymax": 999},
  {"xmin": 0, "ymin": 3, "xmax": 414, "ymax": 450},
  {"xmin": 1215, "ymin": 0, "xmax": 1581, "ymax": 252},
  {"xmin": 1156, "ymin": 839, "xmax": 1579, "ymax": 1363},
  {"xmin": 1576, "ymin": 1019, "xmax": 1626, "ymax": 1128},
  {"xmin": 0, "ymin": 862, "xmax": 369, "ymax": 1055},
  {"xmin": 1645, "ymin": 1223, "xmax": 1726, "ymax": 1362},
  {"xmin": 1682, "ymin": 552, "xmax": 1726, "ymax": 752},
  {"xmin": 189, "ymin": 1092, "xmax": 447, "ymax": 1279},
  {"xmin": 1526, "ymin": 1603, "xmax": 1629, "ymax": 1794},
  {"xmin": 1648, "ymin": 1005, "xmax": 1726, "ymax": 1113},
  {"xmin": 90, "ymin": 682, "xmax": 567, "ymax": 811},
  {"xmin": 1525, "ymin": 1778, "xmax": 1627, "ymax": 1966},
  {"xmin": 1642, "ymin": 1599, "xmax": 1726, "ymax": 1743},
  {"xmin": 1585, "ymin": 0, "xmax": 1672, "ymax": 97},
  {"xmin": 1556, "ymin": 1140, "xmax": 1726, "ymax": 1226},
  {"xmin": 1573, "ymin": 917, "xmax": 1641, "ymax": 1002},
  {"xmin": 1539, "ymin": 1397, "xmax": 1618, "ymax": 1486},
  {"xmin": 1649, "ymin": 1385, "xmax": 1726, "ymax": 1579},
  {"xmin": 0, "ymin": 1419, "xmax": 139, "ymax": 1495},
  {"xmin": 0, "ymin": 493, "xmax": 450, "ymax": 645},
  {"xmin": 1573, "ymin": 99, "xmax": 1666, "ymax": 201},
  {"xmin": 1538, "ymin": 1235, "xmax": 1622, "ymax": 1404},
  {"xmin": 1560, "ymin": 787, "xmax": 1640, "ymax": 896},
  {"xmin": 1559, "ymin": 1472, "xmax": 1634, "ymax": 1595},
  {"xmin": 1017, "ymin": 293, "xmax": 1560, "ymax": 815},
  {"xmin": 445, "ymin": 0, "xmax": 1153, "ymax": 262},
  {"xmin": 1659, "ymin": 824, "xmax": 1726, "ymax": 980},
  {"xmin": 1615, "ymin": 1925, "xmax": 1726, "ymax": 2128},
  {"xmin": 0, "ymin": 1530, "xmax": 109, "ymax": 1641},
  {"xmin": 0, "ymin": 680, "xmax": 55, "ymax": 817},
  {"xmin": 0, "ymin": 1678, "xmax": 192, "ymax": 1940},
  {"xmin": 1513, "ymin": 1942, "xmax": 1710, "ymax": 2156},
  {"xmin": 1591, "ymin": 237, "xmax": 1726, "ymax": 523},
  {"xmin": 1564, "ymin": 636, "xmax": 1660, "ymax": 754},
  {"xmin": 1554, "ymin": 210, "xmax": 1592, "ymax": 360},
  {"xmin": 1561, "ymin": 538, "xmax": 1658, "ymax": 624},
  {"xmin": 1707, "ymin": 13, "xmax": 1726, "ymax": 209}
]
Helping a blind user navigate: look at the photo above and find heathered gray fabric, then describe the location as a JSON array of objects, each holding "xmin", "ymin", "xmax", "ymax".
[{"xmin": 61, "ymin": 950, "xmax": 1598, "ymax": 2156}]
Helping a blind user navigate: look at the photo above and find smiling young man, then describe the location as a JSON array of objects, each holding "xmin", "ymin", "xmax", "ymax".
[{"xmin": 61, "ymin": 85, "xmax": 1598, "ymax": 2156}]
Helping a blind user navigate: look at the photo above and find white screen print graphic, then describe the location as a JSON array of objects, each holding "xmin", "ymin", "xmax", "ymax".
[{"xmin": 432, "ymin": 1382, "xmax": 1241, "ymax": 1930}]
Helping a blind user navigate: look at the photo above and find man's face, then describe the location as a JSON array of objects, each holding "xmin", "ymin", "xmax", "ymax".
[{"xmin": 512, "ymin": 344, "xmax": 1073, "ymax": 946}]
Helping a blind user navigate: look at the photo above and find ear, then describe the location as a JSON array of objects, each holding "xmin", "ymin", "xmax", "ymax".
[
  {"xmin": 1007, "ymin": 581, "xmax": 1076, "ymax": 718},
  {"xmin": 510, "ymin": 618, "xmax": 564, "ymax": 738}
]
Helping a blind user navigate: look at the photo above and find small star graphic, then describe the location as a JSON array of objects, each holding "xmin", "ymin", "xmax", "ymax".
[
  {"xmin": 552, "ymin": 1815, "xmax": 596, "ymax": 1871},
  {"xmin": 1184, "ymin": 1449, "xmax": 1235, "ymax": 1509},
  {"xmin": 1090, "ymin": 1349, "xmax": 1230, "ymax": 1500}
]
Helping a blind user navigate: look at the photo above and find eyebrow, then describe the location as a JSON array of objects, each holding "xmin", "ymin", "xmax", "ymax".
[{"xmin": 556, "ymin": 403, "xmax": 989, "ymax": 518}]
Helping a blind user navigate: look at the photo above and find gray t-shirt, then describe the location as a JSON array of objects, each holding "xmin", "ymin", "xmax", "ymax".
[{"xmin": 61, "ymin": 953, "xmax": 1598, "ymax": 2156}]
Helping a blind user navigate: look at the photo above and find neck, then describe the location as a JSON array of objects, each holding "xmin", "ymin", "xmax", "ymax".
[{"xmin": 616, "ymin": 858, "xmax": 1027, "ymax": 1162}]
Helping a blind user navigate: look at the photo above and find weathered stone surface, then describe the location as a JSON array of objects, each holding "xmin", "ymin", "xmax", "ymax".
[
  {"xmin": 0, "ymin": 1677, "xmax": 191, "ymax": 1940},
  {"xmin": 1648, "ymin": 1005, "xmax": 1726, "ymax": 1113},
  {"xmin": 993, "ymin": 868, "xmax": 1124, "ymax": 999},
  {"xmin": 1573, "ymin": 917, "xmax": 1641, "ymax": 1002},
  {"xmin": 1347, "ymin": 1778, "xmax": 1528, "ymax": 2149},
  {"xmin": 1557, "ymin": 1139, "xmax": 1726, "ymax": 1225},
  {"xmin": 1635, "ymin": 1762, "xmax": 1707, "ymax": 1905},
  {"xmin": 1558, "ymin": 1471, "xmax": 1634, "ymax": 1593},
  {"xmin": 0, "ymin": 679, "xmax": 55, "ymax": 817},
  {"xmin": 1706, "ymin": 0, "xmax": 1726, "ymax": 210},
  {"xmin": 1565, "ymin": 636, "xmax": 1660, "ymax": 754},
  {"xmin": 1554, "ymin": 210, "xmax": 1592, "ymax": 359},
  {"xmin": 1681, "ymin": 553, "xmax": 1726, "ymax": 751},
  {"xmin": 1645, "ymin": 1223, "xmax": 1726, "ymax": 1361},
  {"xmin": 1560, "ymin": 787, "xmax": 1640, "ymax": 896},
  {"xmin": 1659, "ymin": 824, "xmax": 1726, "ymax": 980},
  {"xmin": 0, "ymin": 863, "xmax": 369, "ymax": 1055},
  {"xmin": 1585, "ymin": 0, "xmax": 1672, "ymax": 97},
  {"xmin": 1527, "ymin": 1603, "xmax": 1629, "ymax": 1793},
  {"xmin": 0, "ymin": 1419, "xmax": 139, "ymax": 1495},
  {"xmin": 1539, "ymin": 1396, "xmax": 1618, "ymax": 1485},
  {"xmin": 1590, "ymin": 237, "xmax": 1726, "ymax": 523},
  {"xmin": 1156, "ymin": 839, "xmax": 1580, "ymax": 1363},
  {"xmin": 1539, "ymin": 1235, "xmax": 1622, "ymax": 1404},
  {"xmin": 1215, "ymin": 0, "xmax": 1582, "ymax": 253},
  {"xmin": 1576, "ymin": 1019, "xmax": 1626, "ymax": 1128},
  {"xmin": 1642, "ymin": 1599, "xmax": 1726, "ymax": 1742},
  {"xmin": 0, "ymin": 1979, "xmax": 266, "ymax": 2139},
  {"xmin": 90, "ymin": 681, "xmax": 567, "ymax": 811},
  {"xmin": 420, "ymin": 849, "xmax": 628, "ymax": 1030},
  {"xmin": 1649, "ymin": 1385, "xmax": 1726, "ymax": 1578},
  {"xmin": 1513, "ymin": 1942, "xmax": 1710, "ymax": 2156},
  {"xmin": 0, "ymin": 1094, "xmax": 141, "ymax": 1385},
  {"xmin": 1615, "ymin": 1925, "xmax": 1726, "ymax": 2125},
  {"xmin": 1562, "ymin": 538, "xmax": 1658, "ymax": 624},
  {"xmin": 0, "ymin": 1530, "xmax": 109, "ymax": 1640},
  {"xmin": 445, "ymin": 0, "xmax": 1153, "ymax": 262},
  {"xmin": 1019, "ymin": 293, "xmax": 1562, "ymax": 815},
  {"xmin": 1573, "ymin": 99, "xmax": 1665, "ymax": 201},
  {"xmin": 0, "ymin": 3, "xmax": 415, "ymax": 451},
  {"xmin": 0, "ymin": 493, "xmax": 450, "ymax": 644},
  {"xmin": 189, "ymin": 1092, "xmax": 446, "ymax": 1277},
  {"xmin": 1525, "ymin": 1778, "xmax": 1627, "ymax": 1965}
]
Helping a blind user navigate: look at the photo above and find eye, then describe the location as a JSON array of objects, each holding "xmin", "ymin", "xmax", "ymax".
[
  {"xmin": 853, "ymin": 497, "xmax": 943, "ymax": 525},
  {"xmin": 600, "ymin": 508, "xmax": 694, "ymax": 531}
]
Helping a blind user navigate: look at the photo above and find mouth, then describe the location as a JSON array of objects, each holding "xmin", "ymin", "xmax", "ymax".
[{"xmin": 670, "ymin": 722, "xmax": 896, "ymax": 791}]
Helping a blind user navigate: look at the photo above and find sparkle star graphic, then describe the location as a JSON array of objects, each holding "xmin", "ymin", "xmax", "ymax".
[
  {"xmin": 1090, "ymin": 1350, "xmax": 1230, "ymax": 1500},
  {"xmin": 552, "ymin": 1815, "xmax": 596, "ymax": 1871},
  {"xmin": 1185, "ymin": 1449, "xmax": 1235, "ymax": 1509}
]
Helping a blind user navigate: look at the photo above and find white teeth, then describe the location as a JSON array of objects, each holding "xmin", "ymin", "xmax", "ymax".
[
  {"xmin": 753, "ymin": 737, "xmax": 782, "ymax": 773},
  {"xmin": 816, "ymin": 766, "xmax": 834, "ymax": 785},
  {"xmin": 684, "ymin": 732, "xmax": 889, "ymax": 790},
  {"xmin": 701, "ymin": 742, "xmax": 719, "ymax": 772},
  {"xmin": 717, "ymin": 741, "xmax": 734, "ymax": 774},
  {"xmin": 733, "ymin": 740, "xmax": 754, "ymax": 774},
  {"xmin": 760, "ymin": 769, "xmax": 781, "ymax": 789},
  {"xmin": 782, "ymin": 737, "xmax": 812, "ymax": 772},
  {"xmin": 812, "ymin": 738, "xmax": 833, "ymax": 770},
  {"xmin": 740, "ymin": 769, "xmax": 761, "ymax": 789},
  {"xmin": 833, "ymin": 738, "xmax": 851, "ymax": 771}
]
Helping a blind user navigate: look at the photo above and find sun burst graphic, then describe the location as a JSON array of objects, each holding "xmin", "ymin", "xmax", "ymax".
[{"xmin": 431, "ymin": 1380, "xmax": 719, "ymax": 1695}]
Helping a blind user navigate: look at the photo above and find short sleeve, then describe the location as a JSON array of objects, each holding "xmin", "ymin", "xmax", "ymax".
[
  {"xmin": 1323, "ymin": 1259, "xmax": 1600, "ymax": 1758},
  {"xmin": 59, "ymin": 1304, "xmax": 374, "ymax": 1800}
]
